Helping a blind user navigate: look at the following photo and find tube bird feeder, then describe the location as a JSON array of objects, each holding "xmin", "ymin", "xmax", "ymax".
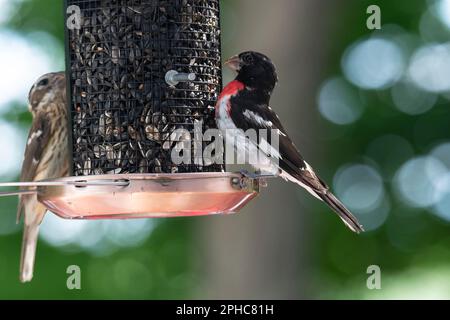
[
  {"xmin": 0, "ymin": 0, "xmax": 266, "ymax": 283},
  {"xmin": 67, "ymin": 0, "xmax": 225, "ymax": 176},
  {"xmin": 31, "ymin": 0, "xmax": 259, "ymax": 218}
]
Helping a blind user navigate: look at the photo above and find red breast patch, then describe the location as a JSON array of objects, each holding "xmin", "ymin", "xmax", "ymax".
[
  {"xmin": 216, "ymin": 80, "xmax": 245, "ymax": 116},
  {"xmin": 218, "ymin": 80, "xmax": 245, "ymax": 101}
]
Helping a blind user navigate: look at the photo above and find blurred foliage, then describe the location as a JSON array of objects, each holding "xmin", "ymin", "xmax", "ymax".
[
  {"xmin": 313, "ymin": 0, "xmax": 450, "ymax": 298},
  {"xmin": 0, "ymin": 218, "xmax": 194, "ymax": 299},
  {"xmin": 8, "ymin": 0, "xmax": 65, "ymax": 41},
  {"xmin": 0, "ymin": 0, "xmax": 449, "ymax": 299}
]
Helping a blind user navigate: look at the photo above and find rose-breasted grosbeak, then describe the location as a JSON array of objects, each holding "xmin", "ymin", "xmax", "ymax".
[
  {"xmin": 17, "ymin": 72, "xmax": 69, "ymax": 282},
  {"xmin": 216, "ymin": 51, "xmax": 364, "ymax": 233}
]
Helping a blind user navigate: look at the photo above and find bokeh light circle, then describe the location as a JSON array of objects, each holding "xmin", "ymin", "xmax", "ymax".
[
  {"xmin": 408, "ymin": 43, "xmax": 450, "ymax": 93},
  {"xmin": 394, "ymin": 156, "xmax": 447, "ymax": 207},
  {"xmin": 431, "ymin": 142, "xmax": 450, "ymax": 169},
  {"xmin": 391, "ymin": 81, "xmax": 437, "ymax": 115},
  {"xmin": 333, "ymin": 164, "xmax": 384, "ymax": 212},
  {"xmin": 432, "ymin": 172, "xmax": 450, "ymax": 221},
  {"xmin": 40, "ymin": 213, "xmax": 156, "ymax": 255},
  {"xmin": 432, "ymin": 0, "xmax": 450, "ymax": 29},
  {"xmin": 0, "ymin": 31, "xmax": 55, "ymax": 111},
  {"xmin": 429, "ymin": 143, "xmax": 450, "ymax": 221},
  {"xmin": 318, "ymin": 77, "xmax": 364, "ymax": 125},
  {"xmin": 342, "ymin": 38, "xmax": 405, "ymax": 90},
  {"xmin": 0, "ymin": 121, "xmax": 26, "ymax": 177}
]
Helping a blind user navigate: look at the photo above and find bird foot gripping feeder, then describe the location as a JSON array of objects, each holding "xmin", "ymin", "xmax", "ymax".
[{"xmin": 0, "ymin": 1, "xmax": 261, "ymax": 219}]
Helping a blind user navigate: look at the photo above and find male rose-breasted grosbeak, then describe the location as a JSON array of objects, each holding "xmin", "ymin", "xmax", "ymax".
[
  {"xmin": 216, "ymin": 51, "xmax": 364, "ymax": 233},
  {"xmin": 17, "ymin": 72, "xmax": 69, "ymax": 282}
]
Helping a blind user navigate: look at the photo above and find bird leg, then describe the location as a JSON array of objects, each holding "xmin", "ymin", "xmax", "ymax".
[{"xmin": 239, "ymin": 169, "xmax": 279, "ymax": 179}]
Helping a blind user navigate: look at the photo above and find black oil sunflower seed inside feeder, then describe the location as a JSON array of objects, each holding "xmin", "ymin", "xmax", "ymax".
[{"xmin": 66, "ymin": 0, "xmax": 224, "ymax": 176}]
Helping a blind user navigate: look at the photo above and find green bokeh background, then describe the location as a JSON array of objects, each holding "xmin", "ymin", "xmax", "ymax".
[{"xmin": 1, "ymin": 0, "xmax": 450, "ymax": 299}]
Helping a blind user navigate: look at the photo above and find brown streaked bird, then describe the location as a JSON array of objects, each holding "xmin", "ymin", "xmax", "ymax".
[
  {"xmin": 17, "ymin": 72, "xmax": 69, "ymax": 282},
  {"xmin": 216, "ymin": 51, "xmax": 364, "ymax": 233}
]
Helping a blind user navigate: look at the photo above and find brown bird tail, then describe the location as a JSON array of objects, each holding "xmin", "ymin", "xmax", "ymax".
[
  {"xmin": 16, "ymin": 194, "xmax": 27, "ymax": 224},
  {"xmin": 16, "ymin": 194, "xmax": 23, "ymax": 224},
  {"xmin": 318, "ymin": 190, "xmax": 364, "ymax": 233},
  {"xmin": 20, "ymin": 223, "xmax": 40, "ymax": 282}
]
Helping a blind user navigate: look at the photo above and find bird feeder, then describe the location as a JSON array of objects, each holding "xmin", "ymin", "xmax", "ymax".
[
  {"xmin": 67, "ymin": 0, "xmax": 224, "ymax": 176},
  {"xmin": 9, "ymin": 0, "xmax": 260, "ymax": 219}
]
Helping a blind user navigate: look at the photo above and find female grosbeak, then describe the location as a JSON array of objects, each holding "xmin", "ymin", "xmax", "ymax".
[{"xmin": 17, "ymin": 72, "xmax": 69, "ymax": 282}]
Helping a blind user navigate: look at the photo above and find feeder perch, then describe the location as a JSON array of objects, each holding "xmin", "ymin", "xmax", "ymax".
[{"xmin": 165, "ymin": 70, "xmax": 196, "ymax": 87}]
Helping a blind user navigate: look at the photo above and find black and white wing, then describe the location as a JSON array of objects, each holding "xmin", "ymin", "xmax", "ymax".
[
  {"xmin": 229, "ymin": 102, "xmax": 364, "ymax": 233},
  {"xmin": 229, "ymin": 101, "xmax": 307, "ymax": 176}
]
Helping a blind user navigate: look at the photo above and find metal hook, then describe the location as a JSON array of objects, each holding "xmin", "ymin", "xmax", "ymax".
[
  {"xmin": 0, "ymin": 179, "xmax": 130, "ymax": 198},
  {"xmin": 239, "ymin": 169, "xmax": 279, "ymax": 180},
  {"xmin": 165, "ymin": 70, "xmax": 196, "ymax": 86},
  {"xmin": 0, "ymin": 190, "xmax": 37, "ymax": 197},
  {"xmin": 0, "ymin": 180, "xmax": 130, "ymax": 188}
]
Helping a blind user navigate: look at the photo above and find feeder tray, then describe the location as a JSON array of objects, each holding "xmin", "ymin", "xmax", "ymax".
[
  {"xmin": 1, "ymin": 172, "xmax": 261, "ymax": 218},
  {"xmin": 38, "ymin": 172, "xmax": 259, "ymax": 219}
]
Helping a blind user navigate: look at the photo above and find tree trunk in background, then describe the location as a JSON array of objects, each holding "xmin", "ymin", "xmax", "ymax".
[{"xmin": 195, "ymin": 0, "xmax": 337, "ymax": 299}]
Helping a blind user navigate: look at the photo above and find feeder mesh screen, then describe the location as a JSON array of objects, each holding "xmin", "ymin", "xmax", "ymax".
[{"xmin": 66, "ymin": 0, "xmax": 224, "ymax": 175}]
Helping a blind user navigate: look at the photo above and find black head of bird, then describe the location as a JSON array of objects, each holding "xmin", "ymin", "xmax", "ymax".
[{"xmin": 225, "ymin": 51, "xmax": 278, "ymax": 94}]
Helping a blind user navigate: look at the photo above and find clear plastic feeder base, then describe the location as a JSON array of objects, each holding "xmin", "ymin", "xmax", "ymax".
[{"xmin": 38, "ymin": 173, "xmax": 259, "ymax": 219}]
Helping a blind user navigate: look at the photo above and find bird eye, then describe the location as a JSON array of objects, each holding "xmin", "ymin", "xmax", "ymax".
[
  {"xmin": 242, "ymin": 53, "xmax": 254, "ymax": 64},
  {"xmin": 37, "ymin": 78, "xmax": 49, "ymax": 87}
]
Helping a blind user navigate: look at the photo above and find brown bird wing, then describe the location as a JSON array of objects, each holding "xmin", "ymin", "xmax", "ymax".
[{"xmin": 17, "ymin": 113, "xmax": 52, "ymax": 221}]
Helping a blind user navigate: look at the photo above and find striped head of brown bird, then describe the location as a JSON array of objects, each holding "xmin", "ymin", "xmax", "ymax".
[{"xmin": 28, "ymin": 72, "xmax": 66, "ymax": 115}]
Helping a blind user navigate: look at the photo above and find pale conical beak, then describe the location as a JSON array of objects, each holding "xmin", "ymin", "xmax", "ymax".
[{"xmin": 224, "ymin": 55, "xmax": 241, "ymax": 72}]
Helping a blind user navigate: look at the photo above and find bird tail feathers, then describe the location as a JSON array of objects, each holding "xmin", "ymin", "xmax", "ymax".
[
  {"xmin": 20, "ymin": 223, "xmax": 40, "ymax": 282},
  {"xmin": 317, "ymin": 190, "xmax": 364, "ymax": 233},
  {"xmin": 280, "ymin": 163, "xmax": 364, "ymax": 233}
]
